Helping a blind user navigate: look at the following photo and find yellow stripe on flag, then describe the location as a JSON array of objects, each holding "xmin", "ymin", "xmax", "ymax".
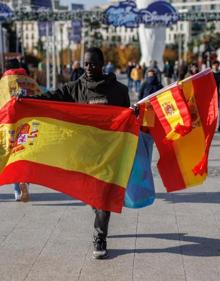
[
  {"xmin": 0, "ymin": 117, "xmax": 138, "ymax": 188},
  {"xmin": 0, "ymin": 75, "xmax": 42, "ymax": 108},
  {"xmin": 173, "ymin": 80, "xmax": 206, "ymax": 187},
  {"xmin": 142, "ymin": 102, "xmax": 155, "ymax": 127}
]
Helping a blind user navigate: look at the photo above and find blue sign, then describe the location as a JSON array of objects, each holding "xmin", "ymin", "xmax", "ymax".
[
  {"xmin": 104, "ymin": 0, "xmax": 179, "ymax": 27},
  {"xmin": 71, "ymin": 4, "xmax": 84, "ymax": 11},
  {"xmin": 68, "ymin": 20, "xmax": 82, "ymax": 43},
  {"xmin": 38, "ymin": 22, "xmax": 52, "ymax": 37},
  {"xmin": 31, "ymin": 0, "xmax": 52, "ymax": 10},
  {"xmin": 0, "ymin": 3, "xmax": 13, "ymax": 22}
]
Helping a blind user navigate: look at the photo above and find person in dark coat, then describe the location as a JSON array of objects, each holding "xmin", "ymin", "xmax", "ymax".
[
  {"xmin": 48, "ymin": 51, "xmax": 129, "ymax": 107},
  {"xmin": 70, "ymin": 60, "xmax": 84, "ymax": 81},
  {"xmin": 163, "ymin": 60, "xmax": 173, "ymax": 85},
  {"xmin": 138, "ymin": 68, "xmax": 163, "ymax": 101},
  {"xmin": 126, "ymin": 61, "xmax": 135, "ymax": 92}
]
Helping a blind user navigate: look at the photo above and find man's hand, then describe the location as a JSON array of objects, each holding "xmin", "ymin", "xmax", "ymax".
[{"xmin": 130, "ymin": 103, "xmax": 139, "ymax": 117}]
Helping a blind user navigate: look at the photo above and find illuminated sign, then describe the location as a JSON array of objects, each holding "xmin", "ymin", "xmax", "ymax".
[{"xmin": 104, "ymin": 0, "xmax": 179, "ymax": 27}]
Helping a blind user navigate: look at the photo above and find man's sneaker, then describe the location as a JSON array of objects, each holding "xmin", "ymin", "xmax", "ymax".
[
  {"xmin": 14, "ymin": 191, "xmax": 21, "ymax": 201},
  {"xmin": 20, "ymin": 183, "xmax": 29, "ymax": 202},
  {"xmin": 93, "ymin": 238, "xmax": 108, "ymax": 259}
]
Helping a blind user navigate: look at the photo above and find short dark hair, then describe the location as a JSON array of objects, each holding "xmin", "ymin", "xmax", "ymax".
[
  {"xmin": 212, "ymin": 60, "xmax": 219, "ymax": 66},
  {"xmin": 5, "ymin": 58, "xmax": 20, "ymax": 70},
  {"xmin": 147, "ymin": 68, "xmax": 157, "ymax": 74},
  {"xmin": 85, "ymin": 47, "xmax": 104, "ymax": 65}
]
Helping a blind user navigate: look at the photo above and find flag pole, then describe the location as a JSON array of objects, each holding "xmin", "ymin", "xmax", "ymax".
[
  {"xmin": 135, "ymin": 82, "xmax": 178, "ymax": 105},
  {"xmin": 135, "ymin": 68, "xmax": 212, "ymax": 106}
]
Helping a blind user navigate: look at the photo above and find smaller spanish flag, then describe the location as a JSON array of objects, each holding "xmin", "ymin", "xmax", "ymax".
[
  {"xmin": 144, "ymin": 69, "xmax": 218, "ymax": 192},
  {"xmin": 140, "ymin": 84, "xmax": 192, "ymax": 142}
]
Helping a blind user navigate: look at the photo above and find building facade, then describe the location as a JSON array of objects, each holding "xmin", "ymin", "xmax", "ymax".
[
  {"xmin": 2, "ymin": 0, "xmax": 220, "ymax": 59},
  {"xmin": 166, "ymin": 0, "xmax": 220, "ymax": 58}
]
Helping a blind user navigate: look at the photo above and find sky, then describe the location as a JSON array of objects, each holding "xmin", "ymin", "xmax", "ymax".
[{"xmin": 60, "ymin": 0, "xmax": 110, "ymax": 9}]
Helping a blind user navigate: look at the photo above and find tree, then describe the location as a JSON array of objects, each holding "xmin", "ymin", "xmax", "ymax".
[
  {"xmin": 163, "ymin": 44, "xmax": 178, "ymax": 62},
  {"xmin": 101, "ymin": 45, "xmax": 141, "ymax": 70}
]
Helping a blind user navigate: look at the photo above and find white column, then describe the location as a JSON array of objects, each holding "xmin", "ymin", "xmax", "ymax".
[{"xmin": 136, "ymin": 0, "xmax": 166, "ymax": 70}]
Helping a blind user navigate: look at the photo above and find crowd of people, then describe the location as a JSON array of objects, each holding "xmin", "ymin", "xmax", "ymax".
[{"xmin": 125, "ymin": 59, "xmax": 220, "ymax": 132}]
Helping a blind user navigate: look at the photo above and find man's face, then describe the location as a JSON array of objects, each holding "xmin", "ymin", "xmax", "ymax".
[
  {"xmin": 84, "ymin": 52, "xmax": 103, "ymax": 80},
  {"xmin": 212, "ymin": 63, "xmax": 219, "ymax": 71},
  {"xmin": 147, "ymin": 71, "xmax": 155, "ymax": 77}
]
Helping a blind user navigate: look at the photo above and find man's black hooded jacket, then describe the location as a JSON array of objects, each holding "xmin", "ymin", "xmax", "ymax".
[{"xmin": 48, "ymin": 73, "xmax": 130, "ymax": 107}]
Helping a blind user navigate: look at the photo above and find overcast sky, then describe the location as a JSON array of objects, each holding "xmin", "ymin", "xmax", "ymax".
[{"xmin": 60, "ymin": 0, "xmax": 110, "ymax": 9}]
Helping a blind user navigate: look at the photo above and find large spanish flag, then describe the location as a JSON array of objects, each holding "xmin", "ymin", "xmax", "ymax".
[
  {"xmin": 146, "ymin": 69, "xmax": 218, "ymax": 191},
  {"xmin": 0, "ymin": 98, "xmax": 139, "ymax": 212}
]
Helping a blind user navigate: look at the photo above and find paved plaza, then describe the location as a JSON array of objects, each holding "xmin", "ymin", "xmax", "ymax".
[{"xmin": 0, "ymin": 130, "xmax": 219, "ymax": 281}]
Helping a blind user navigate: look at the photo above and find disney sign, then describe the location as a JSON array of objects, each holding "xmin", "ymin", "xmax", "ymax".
[{"xmin": 104, "ymin": 0, "xmax": 179, "ymax": 27}]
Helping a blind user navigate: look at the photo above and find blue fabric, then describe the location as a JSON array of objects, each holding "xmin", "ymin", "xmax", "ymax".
[
  {"xmin": 14, "ymin": 183, "xmax": 20, "ymax": 194},
  {"xmin": 124, "ymin": 132, "xmax": 155, "ymax": 208}
]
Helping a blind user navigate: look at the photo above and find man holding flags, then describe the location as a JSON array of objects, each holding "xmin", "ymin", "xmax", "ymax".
[{"xmin": 20, "ymin": 47, "xmax": 130, "ymax": 259}]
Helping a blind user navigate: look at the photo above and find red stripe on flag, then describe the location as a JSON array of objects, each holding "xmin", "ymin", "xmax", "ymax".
[
  {"xmin": 189, "ymin": 71, "xmax": 218, "ymax": 175},
  {"xmin": 192, "ymin": 71, "xmax": 218, "ymax": 136},
  {"xmin": 150, "ymin": 96, "xmax": 172, "ymax": 135},
  {"xmin": 150, "ymin": 116, "xmax": 186, "ymax": 190},
  {"xmin": 0, "ymin": 161, "xmax": 125, "ymax": 213},
  {"xmin": 157, "ymin": 143, "xmax": 187, "ymax": 191},
  {"xmin": 0, "ymin": 98, "xmax": 139, "ymax": 135},
  {"xmin": 171, "ymin": 86, "xmax": 188, "ymax": 126},
  {"xmin": 171, "ymin": 87, "xmax": 192, "ymax": 136}
]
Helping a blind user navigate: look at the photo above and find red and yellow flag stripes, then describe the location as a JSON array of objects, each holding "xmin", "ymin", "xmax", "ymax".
[
  {"xmin": 140, "ymin": 84, "xmax": 192, "ymax": 141},
  {"xmin": 180, "ymin": 69, "xmax": 218, "ymax": 177},
  {"xmin": 0, "ymin": 98, "xmax": 139, "ymax": 212},
  {"xmin": 149, "ymin": 69, "xmax": 218, "ymax": 191},
  {"xmin": 0, "ymin": 70, "xmax": 42, "ymax": 108}
]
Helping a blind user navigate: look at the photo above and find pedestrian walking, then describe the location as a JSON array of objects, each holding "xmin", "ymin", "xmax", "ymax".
[
  {"xmin": 148, "ymin": 60, "xmax": 162, "ymax": 82},
  {"xmin": 1, "ymin": 58, "xmax": 30, "ymax": 202},
  {"xmin": 104, "ymin": 61, "xmax": 115, "ymax": 74},
  {"xmin": 186, "ymin": 63, "xmax": 199, "ymax": 77},
  {"xmin": 139, "ymin": 68, "xmax": 163, "ymax": 100},
  {"xmin": 126, "ymin": 61, "xmax": 135, "ymax": 92},
  {"xmin": 131, "ymin": 64, "xmax": 143, "ymax": 95},
  {"xmin": 163, "ymin": 60, "xmax": 173, "ymax": 85}
]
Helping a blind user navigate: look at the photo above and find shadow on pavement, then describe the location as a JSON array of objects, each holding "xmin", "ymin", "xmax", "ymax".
[
  {"xmin": 156, "ymin": 192, "xmax": 220, "ymax": 204},
  {"xmin": 31, "ymin": 202, "xmax": 85, "ymax": 206},
  {"xmin": 108, "ymin": 233, "xmax": 220, "ymax": 258},
  {"xmin": 0, "ymin": 192, "xmax": 83, "ymax": 203}
]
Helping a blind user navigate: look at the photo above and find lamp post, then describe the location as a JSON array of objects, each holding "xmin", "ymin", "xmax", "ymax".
[
  {"xmin": 52, "ymin": 21, "xmax": 56, "ymax": 90},
  {"xmin": 0, "ymin": 22, "xmax": 4, "ymax": 73},
  {"xmin": 178, "ymin": 34, "xmax": 182, "ymax": 65},
  {"xmin": 46, "ymin": 21, "xmax": 50, "ymax": 90},
  {"xmin": 80, "ymin": 21, "xmax": 85, "ymax": 67},
  {"xmin": 60, "ymin": 22, "xmax": 64, "ymax": 75}
]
